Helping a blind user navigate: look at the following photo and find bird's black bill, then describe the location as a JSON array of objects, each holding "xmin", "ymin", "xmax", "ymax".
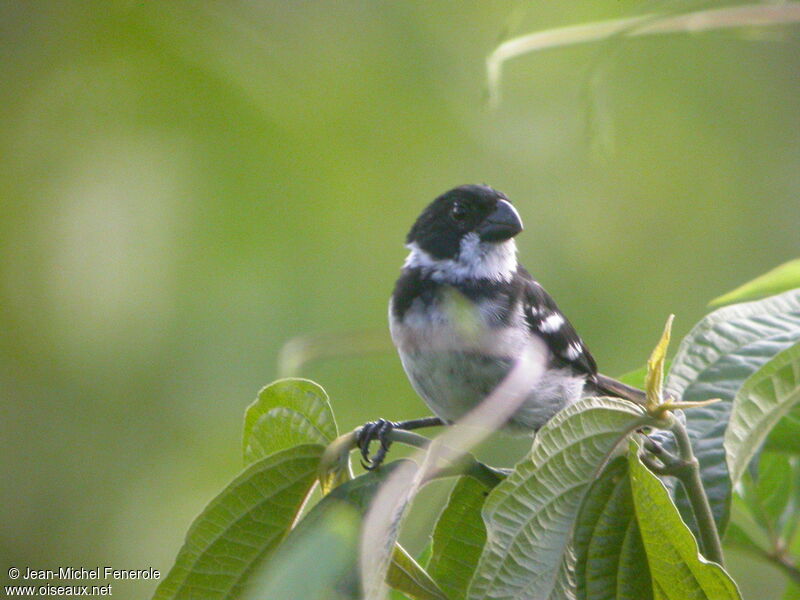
[{"xmin": 477, "ymin": 199, "xmax": 523, "ymax": 242}]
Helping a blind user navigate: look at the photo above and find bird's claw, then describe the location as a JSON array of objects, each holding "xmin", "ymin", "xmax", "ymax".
[{"xmin": 357, "ymin": 419, "xmax": 396, "ymax": 470}]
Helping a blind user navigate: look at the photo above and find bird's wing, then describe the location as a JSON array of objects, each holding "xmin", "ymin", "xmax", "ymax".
[{"xmin": 518, "ymin": 267, "xmax": 598, "ymax": 378}]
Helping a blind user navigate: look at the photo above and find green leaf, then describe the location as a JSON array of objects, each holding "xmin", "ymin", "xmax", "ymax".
[
  {"xmin": 242, "ymin": 378, "xmax": 337, "ymax": 464},
  {"xmin": 665, "ymin": 289, "xmax": 800, "ymax": 531},
  {"xmin": 646, "ymin": 314, "xmax": 673, "ymax": 409},
  {"xmin": 710, "ymin": 258, "xmax": 800, "ymax": 307},
  {"xmin": 627, "ymin": 441, "xmax": 742, "ymax": 600},
  {"xmin": 467, "ymin": 397, "xmax": 648, "ymax": 600},
  {"xmin": 723, "ymin": 520, "xmax": 764, "ymax": 555},
  {"xmin": 242, "ymin": 462, "xmax": 447, "ymax": 600},
  {"xmin": 153, "ymin": 444, "xmax": 324, "ymax": 600},
  {"xmin": 618, "ymin": 365, "xmax": 648, "ymax": 389},
  {"xmin": 725, "ymin": 342, "xmax": 800, "ymax": 485},
  {"xmin": 618, "ymin": 361, "xmax": 671, "ymax": 393},
  {"xmin": 725, "ymin": 493, "xmax": 773, "ymax": 554},
  {"xmin": 428, "ymin": 476, "xmax": 490, "ymax": 600},
  {"xmin": 388, "ymin": 546, "xmax": 449, "ymax": 600},
  {"xmin": 574, "ymin": 456, "xmax": 652, "ymax": 600},
  {"xmin": 240, "ymin": 501, "xmax": 360, "ymax": 600},
  {"xmin": 765, "ymin": 403, "xmax": 800, "ymax": 454},
  {"xmin": 742, "ymin": 453, "xmax": 793, "ymax": 537},
  {"xmin": 784, "ymin": 581, "xmax": 800, "ymax": 600}
]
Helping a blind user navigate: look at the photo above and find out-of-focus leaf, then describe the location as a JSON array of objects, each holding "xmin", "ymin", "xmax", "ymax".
[
  {"xmin": 710, "ymin": 259, "xmax": 800, "ymax": 307},
  {"xmin": 467, "ymin": 397, "xmax": 649, "ymax": 600},
  {"xmin": 428, "ymin": 476, "xmax": 490, "ymax": 600},
  {"xmin": 724, "ymin": 521, "xmax": 763, "ymax": 554},
  {"xmin": 417, "ymin": 542, "xmax": 433, "ymax": 569},
  {"xmin": 618, "ymin": 361, "xmax": 672, "ymax": 395},
  {"xmin": 486, "ymin": 5, "xmax": 800, "ymax": 107},
  {"xmin": 627, "ymin": 441, "xmax": 742, "ymax": 600},
  {"xmin": 241, "ymin": 502, "xmax": 359, "ymax": 600},
  {"xmin": 742, "ymin": 453, "xmax": 793, "ymax": 537},
  {"xmin": 242, "ymin": 378, "xmax": 338, "ymax": 464},
  {"xmin": 618, "ymin": 365, "xmax": 648, "ymax": 390},
  {"xmin": 242, "ymin": 462, "xmax": 447, "ymax": 600},
  {"xmin": 665, "ymin": 289, "xmax": 800, "ymax": 531},
  {"xmin": 153, "ymin": 444, "xmax": 324, "ymax": 600},
  {"xmin": 725, "ymin": 342, "xmax": 800, "ymax": 485},
  {"xmin": 784, "ymin": 581, "xmax": 800, "ymax": 600},
  {"xmin": 765, "ymin": 403, "xmax": 800, "ymax": 454},
  {"xmin": 726, "ymin": 493, "xmax": 773, "ymax": 553},
  {"xmin": 388, "ymin": 546, "xmax": 448, "ymax": 600},
  {"xmin": 574, "ymin": 456, "xmax": 652, "ymax": 600}
]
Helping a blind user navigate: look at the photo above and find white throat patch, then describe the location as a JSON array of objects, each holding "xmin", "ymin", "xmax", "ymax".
[{"xmin": 404, "ymin": 234, "xmax": 518, "ymax": 282}]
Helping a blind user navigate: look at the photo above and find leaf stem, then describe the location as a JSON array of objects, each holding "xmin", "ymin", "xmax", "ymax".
[{"xmin": 668, "ymin": 416, "xmax": 726, "ymax": 566}]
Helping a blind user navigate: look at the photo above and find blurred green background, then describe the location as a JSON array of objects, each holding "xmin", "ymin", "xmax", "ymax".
[{"xmin": 1, "ymin": 2, "xmax": 798, "ymax": 598}]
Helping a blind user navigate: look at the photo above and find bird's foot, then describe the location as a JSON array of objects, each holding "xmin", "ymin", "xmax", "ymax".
[{"xmin": 357, "ymin": 419, "xmax": 397, "ymax": 470}]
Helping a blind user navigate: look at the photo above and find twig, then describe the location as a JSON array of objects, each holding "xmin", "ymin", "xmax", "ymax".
[{"xmin": 651, "ymin": 415, "xmax": 725, "ymax": 565}]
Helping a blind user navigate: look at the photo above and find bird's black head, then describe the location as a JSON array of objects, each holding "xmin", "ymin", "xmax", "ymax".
[{"xmin": 406, "ymin": 185, "xmax": 523, "ymax": 260}]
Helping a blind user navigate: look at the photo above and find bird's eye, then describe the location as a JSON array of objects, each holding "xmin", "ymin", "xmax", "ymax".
[{"xmin": 450, "ymin": 203, "xmax": 469, "ymax": 221}]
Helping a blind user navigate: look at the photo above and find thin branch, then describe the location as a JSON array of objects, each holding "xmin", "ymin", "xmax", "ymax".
[{"xmin": 670, "ymin": 417, "xmax": 725, "ymax": 565}]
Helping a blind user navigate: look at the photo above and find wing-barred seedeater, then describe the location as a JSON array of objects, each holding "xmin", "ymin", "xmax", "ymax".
[{"xmin": 358, "ymin": 184, "xmax": 644, "ymax": 468}]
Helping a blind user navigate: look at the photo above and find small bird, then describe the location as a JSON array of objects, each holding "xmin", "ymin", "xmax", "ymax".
[{"xmin": 358, "ymin": 184, "xmax": 644, "ymax": 468}]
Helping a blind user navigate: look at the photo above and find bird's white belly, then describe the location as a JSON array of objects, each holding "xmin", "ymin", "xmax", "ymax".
[
  {"xmin": 397, "ymin": 347, "xmax": 585, "ymax": 432},
  {"xmin": 399, "ymin": 349, "xmax": 511, "ymax": 424},
  {"xmin": 390, "ymin": 295, "xmax": 586, "ymax": 431}
]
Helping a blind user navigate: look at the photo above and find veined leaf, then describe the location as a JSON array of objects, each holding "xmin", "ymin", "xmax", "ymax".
[
  {"xmin": 725, "ymin": 342, "xmax": 800, "ymax": 485},
  {"xmin": 665, "ymin": 289, "xmax": 800, "ymax": 530},
  {"xmin": 243, "ymin": 378, "xmax": 337, "ymax": 464},
  {"xmin": 153, "ymin": 444, "xmax": 324, "ymax": 600},
  {"xmin": 574, "ymin": 456, "xmax": 651, "ymax": 600},
  {"xmin": 428, "ymin": 476, "xmax": 490, "ymax": 600},
  {"xmin": 710, "ymin": 259, "xmax": 800, "ymax": 307},
  {"xmin": 468, "ymin": 397, "xmax": 648, "ymax": 600},
  {"xmin": 627, "ymin": 441, "xmax": 742, "ymax": 600}
]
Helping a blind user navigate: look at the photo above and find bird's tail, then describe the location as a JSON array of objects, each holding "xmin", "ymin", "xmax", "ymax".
[{"xmin": 590, "ymin": 373, "xmax": 646, "ymax": 405}]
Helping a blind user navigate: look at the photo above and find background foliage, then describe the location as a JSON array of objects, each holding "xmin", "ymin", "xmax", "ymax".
[{"xmin": 1, "ymin": 2, "xmax": 799, "ymax": 599}]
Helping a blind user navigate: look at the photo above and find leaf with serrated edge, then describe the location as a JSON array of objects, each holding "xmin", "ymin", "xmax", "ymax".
[
  {"xmin": 428, "ymin": 476, "xmax": 490, "ymax": 600},
  {"xmin": 628, "ymin": 440, "xmax": 741, "ymax": 600},
  {"xmin": 725, "ymin": 342, "xmax": 800, "ymax": 485},
  {"xmin": 153, "ymin": 444, "xmax": 323, "ymax": 600},
  {"xmin": 468, "ymin": 397, "xmax": 648, "ymax": 600},
  {"xmin": 665, "ymin": 289, "xmax": 800, "ymax": 531},
  {"xmin": 574, "ymin": 456, "xmax": 652, "ymax": 600},
  {"xmin": 243, "ymin": 378, "xmax": 337, "ymax": 464}
]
